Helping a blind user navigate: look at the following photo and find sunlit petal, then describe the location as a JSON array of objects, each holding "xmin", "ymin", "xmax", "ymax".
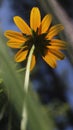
[
  {"xmin": 30, "ymin": 7, "xmax": 41, "ymax": 31},
  {"xmin": 42, "ymin": 53, "xmax": 57, "ymax": 68},
  {"xmin": 15, "ymin": 49, "xmax": 28, "ymax": 62},
  {"xmin": 7, "ymin": 40, "xmax": 25, "ymax": 48},
  {"xmin": 4, "ymin": 30, "xmax": 26, "ymax": 41},
  {"xmin": 40, "ymin": 14, "xmax": 52, "ymax": 34},
  {"xmin": 14, "ymin": 16, "xmax": 31, "ymax": 34},
  {"xmin": 47, "ymin": 24, "xmax": 64, "ymax": 40},
  {"xmin": 49, "ymin": 49, "xmax": 65, "ymax": 60},
  {"xmin": 48, "ymin": 39, "xmax": 66, "ymax": 49}
]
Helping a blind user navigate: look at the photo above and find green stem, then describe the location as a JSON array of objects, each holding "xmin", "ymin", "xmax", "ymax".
[
  {"xmin": 21, "ymin": 45, "xmax": 35, "ymax": 130},
  {"xmin": 24, "ymin": 45, "xmax": 35, "ymax": 93}
]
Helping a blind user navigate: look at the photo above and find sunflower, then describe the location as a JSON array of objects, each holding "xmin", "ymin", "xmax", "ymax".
[{"xmin": 4, "ymin": 7, "xmax": 66, "ymax": 70}]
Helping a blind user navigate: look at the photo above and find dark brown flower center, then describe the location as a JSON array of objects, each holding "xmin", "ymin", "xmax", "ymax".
[{"xmin": 22, "ymin": 29, "xmax": 51, "ymax": 57}]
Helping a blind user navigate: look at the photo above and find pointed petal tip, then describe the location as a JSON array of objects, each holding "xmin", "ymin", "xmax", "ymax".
[
  {"xmin": 13, "ymin": 16, "xmax": 19, "ymax": 21},
  {"xmin": 4, "ymin": 30, "xmax": 10, "ymax": 37},
  {"xmin": 4, "ymin": 32, "xmax": 7, "ymax": 37},
  {"xmin": 57, "ymin": 24, "xmax": 64, "ymax": 30},
  {"xmin": 31, "ymin": 7, "xmax": 40, "ymax": 11}
]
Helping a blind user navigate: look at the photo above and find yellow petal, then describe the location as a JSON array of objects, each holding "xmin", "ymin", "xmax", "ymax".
[
  {"xmin": 48, "ymin": 39, "xmax": 66, "ymax": 49},
  {"xmin": 48, "ymin": 45, "xmax": 66, "ymax": 50},
  {"xmin": 13, "ymin": 16, "xmax": 31, "ymax": 34},
  {"xmin": 4, "ymin": 30, "xmax": 26, "ymax": 41},
  {"xmin": 30, "ymin": 55, "xmax": 36, "ymax": 70},
  {"xmin": 47, "ymin": 24, "xmax": 64, "ymax": 40},
  {"xmin": 42, "ymin": 53, "xmax": 57, "ymax": 68},
  {"xmin": 40, "ymin": 14, "xmax": 52, "ymax": 34},
  {"xmin": 15, "ymin": 49, "xmax": 28, "ymax": 62},
  {"xmin": 30, "ymin": 7, "xmax": 41, "ymax": 32},
  {"xmin": 7, "ymin": 39, "xmax": 25, "ymax": 48},
  {"xmin": 46, "ymin": 51, "xmax": 62, "ymax": 60},
  {"xmin": 49, "ymin": 49, "xmax": 65, "ymax": 60}
]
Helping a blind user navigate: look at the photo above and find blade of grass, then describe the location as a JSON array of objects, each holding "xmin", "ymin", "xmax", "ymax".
[
  {"xmin": 0, "ymin": 36, "xmax": 55, "ymax": 130},
  {"xmin": 28, "ymin": 88, "xmax": 55, "ymax": 130},
  {"xmin": 0, "ymin": 37, "xmax": 24, "ymax": 116}
]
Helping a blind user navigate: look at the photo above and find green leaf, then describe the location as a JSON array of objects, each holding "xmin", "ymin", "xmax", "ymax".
[{"xmin": 0, "ymin": 36, "xmax": 55, "ymax": 130}]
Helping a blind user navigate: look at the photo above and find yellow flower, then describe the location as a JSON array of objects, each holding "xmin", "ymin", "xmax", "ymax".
[{"xmin": 4, "ymin": 7, "xmax": 66, "ymax": 70}]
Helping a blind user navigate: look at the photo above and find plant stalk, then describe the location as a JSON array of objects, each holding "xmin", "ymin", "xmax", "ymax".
[{"xmin": 21, "ymin": 45, "xmax": 35, "ymax": 130}]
